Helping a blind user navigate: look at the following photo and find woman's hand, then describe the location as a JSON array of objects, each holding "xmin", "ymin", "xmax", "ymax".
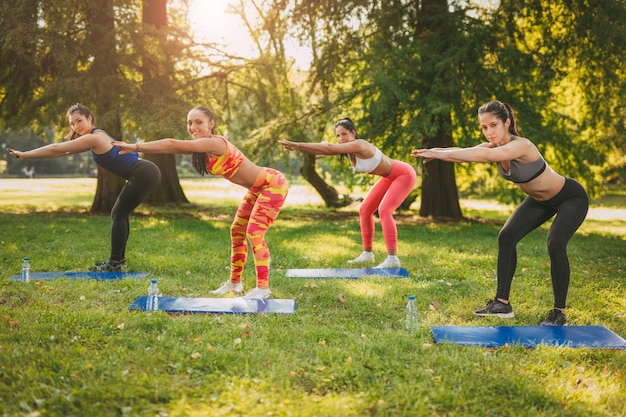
[
  {"xmin": 8, "ymin": 149, "xmax": 25, "ymax": 160},
  {"xmin": 278, "ymin": 140, "xmax": 301, "ymax": 151},
  {"xmin": 411, "ymin": 148, "xmax": 436, "ymax": 163},
  {"xmin": 111, "ymin": 141, "xmax": 137, "ymax": 155}
]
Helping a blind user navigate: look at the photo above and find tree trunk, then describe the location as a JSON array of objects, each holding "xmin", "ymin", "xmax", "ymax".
[
  {"xmin": 417, "ymin": 0, "xmax": 463, "ymax": 220},
  {"xmin": 140, "ymin": 0, "xmax": 189, "ymax": 204},
  {"xmin": 300, "ymin": 153, "xmax": 351, "ymax": 208},
  {"xmin": 91, "ymin": 168, "xmax": 125, "ymax": 212},
  {"xmin": 85, "ymin": 0, "xmax": 124, "ymax": 214},
  {"xmin": 142, "ymin": 153, "xmax": 189, "ymax": 203},
  {"xmin": 419, "ymin": 120, "xmax": 463, "ymax": 220}
]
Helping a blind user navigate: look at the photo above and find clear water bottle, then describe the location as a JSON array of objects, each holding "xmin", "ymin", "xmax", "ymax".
[
  {"xmin": 21, "ymin": 257, "xmax": 31, "ymax": 282},
  {"xmin": 405, "ymin": 295, "xmax": 418, "ymax": 333},
  {"xmin": 146, "ymin": 279, "xmax": 159, "ymax": 311}
]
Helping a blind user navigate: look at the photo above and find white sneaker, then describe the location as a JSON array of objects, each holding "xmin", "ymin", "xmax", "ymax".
[
  {"xmin": 243, "ymin": 287, "xmax": 272, "ymax": 299},
  {"xmin": 347, "ymin": 251, "xmax": 375, "ymax": 265},
  {"xmin": 211, "ymin": 280, "xmax": 243, "ymax": 295},
  {"xmin": 374, "ymin": 257, "xmax": 401, "ymax": 269}
]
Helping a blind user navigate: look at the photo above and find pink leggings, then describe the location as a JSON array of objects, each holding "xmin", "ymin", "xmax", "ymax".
[
  {"xmin": 230, "ymin": 168, "xmax": 288, "ymax": 287},
  {"xmin": 359, "ymin": 161, "xmax": 416, "ymax": 252}
]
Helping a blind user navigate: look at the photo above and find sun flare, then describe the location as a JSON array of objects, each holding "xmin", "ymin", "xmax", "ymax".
[{"xmin": 187, "ymin": 0, "xmax": 236, "ymax": 43}]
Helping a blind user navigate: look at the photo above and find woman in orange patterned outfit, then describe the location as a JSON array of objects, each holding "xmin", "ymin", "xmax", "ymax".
[{"xmin": 114, "ymin": 106, "xmax": 288, "ymax": 299}]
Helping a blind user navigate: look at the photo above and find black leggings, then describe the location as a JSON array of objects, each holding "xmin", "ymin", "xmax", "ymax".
[
  {"xmin": 110, "ymin": 160, "xmax": 161, "ymax": 261},
  {"xmin": 496, "ymin": 178, "xmax": 588, "ymax": 309}
]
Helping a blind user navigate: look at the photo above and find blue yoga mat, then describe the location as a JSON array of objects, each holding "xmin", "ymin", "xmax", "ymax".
[
  {"xmin": 431, "ymin": 326, "xmax": 626, "ymax": 349},
  {"xmin": 285, "ymin": 267, "xmax": 409, "ymax": 279},
  {"xmin": 128, "ymin": 296, "xmax": 297, "ymax": 314},
  {"xmin": 9, "ymin": 271, "xmax": 150, "ymax": 281}
]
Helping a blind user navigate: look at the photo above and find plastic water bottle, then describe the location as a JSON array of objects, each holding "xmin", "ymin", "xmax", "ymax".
[
  {"xmin": 146, "ymin": 279, "xmax": 159, "ymax": 311},
  {"xmin": 21, "ymin": 257, "xmax": 31, "ymax": 282},
  {"xmin": 405, "ymin": 295, "xmax": 418, "ymax": 333}
]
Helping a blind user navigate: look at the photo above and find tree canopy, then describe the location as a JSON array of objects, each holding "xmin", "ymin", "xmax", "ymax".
[{"xmin": 1, "ymin": 0, "xmax": 624, "ymax": 216}]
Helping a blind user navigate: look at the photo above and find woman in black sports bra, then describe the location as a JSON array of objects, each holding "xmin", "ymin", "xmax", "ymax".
[{"xmin": 412, "ymin": 100, "xmax": 589, "ymax": 326}]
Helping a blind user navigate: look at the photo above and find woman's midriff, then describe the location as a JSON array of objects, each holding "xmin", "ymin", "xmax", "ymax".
[
  {"xmin": 516, "ymin": 168, "xmax": 566, "ymax": 201},
  {"xmin": 228, "ymin": 161, "xmax": 263, "ymax": 189},
  {"xmin": 369, "ymin": 155, "xmax": 395, "ymax": 177}
]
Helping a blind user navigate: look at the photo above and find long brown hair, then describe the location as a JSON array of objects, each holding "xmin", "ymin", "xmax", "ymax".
[{"xmin": 190, "ymin": 106, "xmax": 216, "ymax": 176}]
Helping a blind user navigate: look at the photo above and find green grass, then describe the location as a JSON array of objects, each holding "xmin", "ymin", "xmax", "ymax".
[{"xmin": 0, "ymin": 178, "xmax": 625, "ymax": 416}]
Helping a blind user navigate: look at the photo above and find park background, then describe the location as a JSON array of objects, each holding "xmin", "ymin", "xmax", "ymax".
[{"xmin": 1, "ymin": 0, "xmax": 625, "ymax": 416}]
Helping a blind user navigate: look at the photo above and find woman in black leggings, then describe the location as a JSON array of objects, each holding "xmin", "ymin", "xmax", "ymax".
[
  {"xmin": 8, "ymin": 104, "xmax": 161, "ymax": 271},
  {"xmin": 412, "ymin": 100, "xmax": 588, "ymax": 326}
]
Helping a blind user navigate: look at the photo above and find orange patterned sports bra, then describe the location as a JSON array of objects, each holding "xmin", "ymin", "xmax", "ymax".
[{"xmin": 206, "ymin": 136, "xmax": 245, "ymax": 180}]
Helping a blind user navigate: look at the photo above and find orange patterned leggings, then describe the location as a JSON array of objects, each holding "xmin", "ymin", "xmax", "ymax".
[{"xmin": 230, "ymin": 168, "xmax": 288, "ymax": 288}]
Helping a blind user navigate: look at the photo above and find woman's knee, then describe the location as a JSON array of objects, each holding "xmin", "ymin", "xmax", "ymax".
[
  {"xmin": 497, "ymin": 225, "xmax": 526, "ymax": 249},
  {"xmin": 547, "ymin": 234, "xmax": 568, "ymax": 257},
  {"xmin": 359, "ymin": 202, "xmax": 378, "ymax": 217}
]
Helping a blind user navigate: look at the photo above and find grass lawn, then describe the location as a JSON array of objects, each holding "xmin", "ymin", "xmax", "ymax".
[{"xmin": 0, "ymin": 177, "xmax": 624, "ymax": 417}]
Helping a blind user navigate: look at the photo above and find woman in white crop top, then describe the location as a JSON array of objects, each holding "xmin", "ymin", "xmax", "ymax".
[{"xmin": 279, "ymin": 117, "xmax": 417, "ymax": 269}]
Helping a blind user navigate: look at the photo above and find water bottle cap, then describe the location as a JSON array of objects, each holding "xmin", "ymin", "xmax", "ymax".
[
  {"xmin": 408, "ymin": 295, "xmax": 415, "ymax": 300},
  {"xmin": 151, "ymin": 279, "xmax": 157, "ymax": 283},
  {"xmin": 24, "ymin": 257, "xmax": 29, "ymax": 261}
]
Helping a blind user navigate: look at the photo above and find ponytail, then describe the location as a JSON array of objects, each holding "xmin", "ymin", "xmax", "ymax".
[{"xmin": 192, "ymin": 152, "xmax": 209, "ymax": 176}]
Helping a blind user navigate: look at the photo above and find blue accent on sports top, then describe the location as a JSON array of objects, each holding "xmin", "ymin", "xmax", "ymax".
[{"xmin": 90, "ymin": 128, "xmax": 139, "ymax": 179}]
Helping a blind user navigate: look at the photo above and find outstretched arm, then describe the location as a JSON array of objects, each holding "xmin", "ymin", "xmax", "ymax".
[
  {"xmin": 113, "ymin": 136, "xmax": 226, "ymax": 155},
  {"xmin": 8, "ymin": 136, "xmax": 97, "ymax": 160},
  {"xmin": 412, "ymin": 141, "xmax": 528, "ymax": 164},
  {"xmin": 278, "ymin": 139, "xmax": 365, "ymax": 156}
]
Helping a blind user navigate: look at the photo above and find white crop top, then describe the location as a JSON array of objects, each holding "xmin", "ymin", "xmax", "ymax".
[{"xmin": 352, "ymin": 147, "xmax": 383, "ymax": 173}]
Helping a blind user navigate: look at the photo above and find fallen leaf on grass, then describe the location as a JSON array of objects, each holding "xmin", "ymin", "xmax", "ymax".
[
  {"xmin": 79, "ymin": 296, "xmax": 86, "ymax": 301},
  {"xmin": 116, "ymin": 323, "xmax": 125, "ymax": 330},
  {"xmin": 422, "ymin": 343, "xmax": 433, "ymax": 349},
  {"xmin": 194, "ymin": 337, "xmax": 201, "ymax": 344},
  {"xmin": 338, "ymin": 294, "xmax": 347, "ymax": 303},
  {"xmin": 429, "ymin": 301, "xmax": 441, "ymax": 310},
  {"xmin": 234, "ymin": 338, "xmax": 242, "ymax": 345},
  {"xmin": 191, "ymin": 352, "xmax": 201, "ymax": 359}
]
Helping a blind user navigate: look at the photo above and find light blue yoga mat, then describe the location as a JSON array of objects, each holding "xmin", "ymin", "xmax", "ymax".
[
  {"xmin": 431, "ymin": 326, "xmax": 626, "ymax": 349},
  {"xmin": 285, "ymin": 267, "xmax": 409, "ymax": 279},
  {"xmin": 9, "ymin": 271, "xmax": 150, "ymax": 281},
  {"xmin": 128, "ymin": 296, "xmax": 297, "ymax": 314}
]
